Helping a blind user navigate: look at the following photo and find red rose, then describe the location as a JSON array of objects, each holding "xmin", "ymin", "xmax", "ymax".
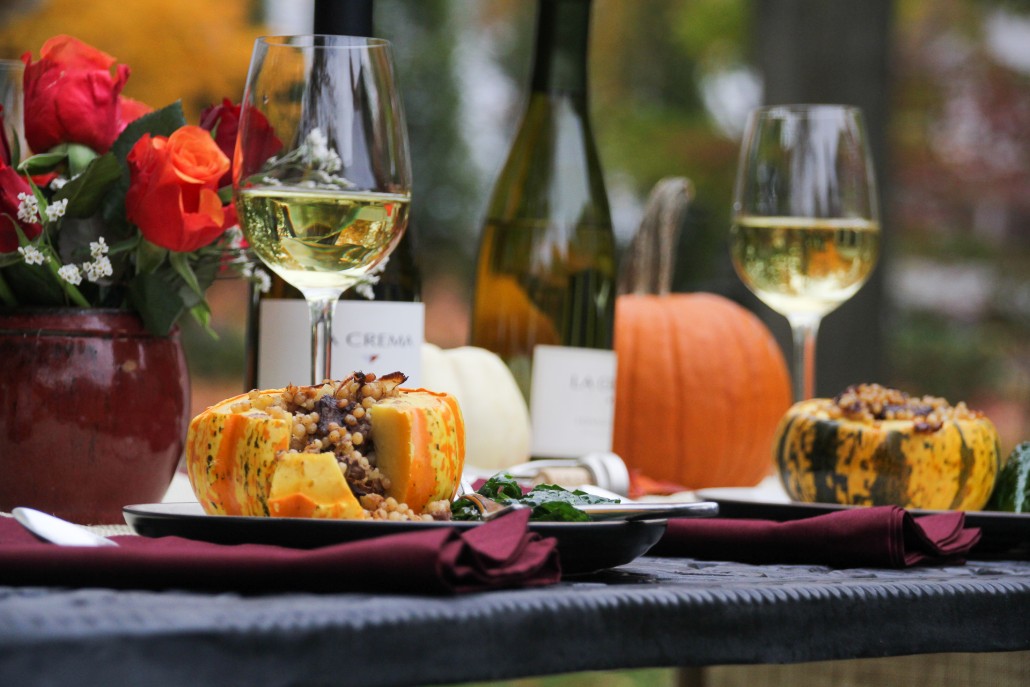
[
  {"xmin": 125, "ymin": 126, "xmax": 232, "ymax": 253},
  {"xmin": 117, "ymin": 96, "xmax": 153, "ymax": 136},
  {"xmin": 21, "ymin": 35, "xmax": 130, "ymax": 154},
  {"xmin": 0, "ymin": 163, "xmax": 43, "ymax": 253},
  {"xmin": 237, "ymin": 105, "xmax": 284, "ymax": 185},
  {"xmin": 199, "ymin": 99, "xmax": 240, "ymax": 188},
  {"xmin": 200, "ymin": 99, "xmax": 282, "ymax": 188}
]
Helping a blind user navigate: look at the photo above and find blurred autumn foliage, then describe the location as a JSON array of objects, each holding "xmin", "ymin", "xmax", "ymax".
[{"xmin": 0, "ymin": 0, "xmax": 261, "ymax": 122}]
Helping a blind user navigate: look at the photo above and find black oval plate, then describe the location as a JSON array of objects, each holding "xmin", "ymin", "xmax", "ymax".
[{"xmin": 123, "ymin": 502, "xmax": 668, "ymax": 576}]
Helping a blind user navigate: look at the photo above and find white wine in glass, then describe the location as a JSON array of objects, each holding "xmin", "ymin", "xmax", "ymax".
[
  {"xmin": 234, "ymin": 35, "xmax": 412, "ymax": 385},
  {"xmin": 730, "ymin": 105, "xmax": 880, "ymax": 401}
]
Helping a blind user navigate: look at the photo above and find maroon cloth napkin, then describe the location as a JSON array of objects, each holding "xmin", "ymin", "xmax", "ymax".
[
  {"xmin": 0, "ymin": 509, "xmax": 560, "ymax": 594},
  {"xmin": 648, "ymin": 506, "xmax": 981, "ymax": 568}
]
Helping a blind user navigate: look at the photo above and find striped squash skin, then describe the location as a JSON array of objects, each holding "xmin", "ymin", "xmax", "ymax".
[
  {"xmin": 186, "ymin": 388, "xmax": 465, "ymax": 518},
  {"xmin": 186, "ymin": 392, "xmax": 290, "ymax": 517},
  {"xmin": 775, "ymin": 399, "xmax": 1002, "ymax": 510}
]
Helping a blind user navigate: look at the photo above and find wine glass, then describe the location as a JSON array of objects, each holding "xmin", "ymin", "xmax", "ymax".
[
  {"xmin": 234, "ymin": 35, "xmax": 412, "ymax": 385},
  {"xmin": 730, "ymin": 105, "xmax": 880, "ymax": 401}
]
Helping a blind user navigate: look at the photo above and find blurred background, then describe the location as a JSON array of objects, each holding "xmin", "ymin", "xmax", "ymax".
[{"xmin": 1, "ymin": 0, "xmax": 1028, "ymax": 457}]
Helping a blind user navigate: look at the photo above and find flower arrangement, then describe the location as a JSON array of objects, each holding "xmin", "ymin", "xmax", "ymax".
[{"xmin": 0, "ymin": 35, "xmax": 270, "ymax": 335}]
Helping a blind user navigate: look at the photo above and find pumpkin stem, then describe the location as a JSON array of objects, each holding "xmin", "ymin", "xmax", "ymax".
[{"xmin": 617, "ymin": 177, "xmax": 693, "ymax": 297}]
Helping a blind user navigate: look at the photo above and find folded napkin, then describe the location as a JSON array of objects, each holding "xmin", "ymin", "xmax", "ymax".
[
  {"xmin": 648, "ymin": 505, "xmax": 981, "ymax": 568},
  {"xmin": 0, "ymin": 509, "xmax": 560, "ymax": 594}
]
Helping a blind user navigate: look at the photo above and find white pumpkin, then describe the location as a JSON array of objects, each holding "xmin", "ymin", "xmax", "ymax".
[{"xmin": 420, "ymin": 343, "xmax": 531, "ymax": 471}]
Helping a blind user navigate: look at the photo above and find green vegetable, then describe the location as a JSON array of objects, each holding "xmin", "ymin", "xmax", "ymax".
[
  {"xmin": 452, "ymin": 472, "xmax": 619, "ymax": 522},
  {"xmin": 987, "ymin": 442, "xmax": 1030, "ymax": 513}
]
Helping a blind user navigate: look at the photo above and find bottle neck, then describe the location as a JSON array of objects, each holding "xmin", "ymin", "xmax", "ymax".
[{"xmin": 530, "ymin": 0, "xmax": 592, "ymax": 97}]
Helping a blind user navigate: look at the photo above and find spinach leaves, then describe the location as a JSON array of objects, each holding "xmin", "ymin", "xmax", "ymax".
[{"xmin": 452, "ymin": 473, "xmax": 619, "ymax": 522}]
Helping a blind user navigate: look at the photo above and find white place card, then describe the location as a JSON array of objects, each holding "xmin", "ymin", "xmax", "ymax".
[
  {"xmin": 529, "ymin": 344, "xmax": 617, "ymax": 459},
  {"xmin": 257, "ymin": 299, "xmax": 425, "ymax": 388}
]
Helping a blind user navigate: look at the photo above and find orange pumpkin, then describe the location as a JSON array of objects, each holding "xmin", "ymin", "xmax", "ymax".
[{"xmin": 613, "ymin": 292, "xmax": 791, "ymax": 489}]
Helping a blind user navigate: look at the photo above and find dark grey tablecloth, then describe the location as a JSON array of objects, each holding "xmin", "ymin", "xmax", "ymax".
[{"xmin": 2, "ymin": 556, "xmax": 1029, "ymax": 687}]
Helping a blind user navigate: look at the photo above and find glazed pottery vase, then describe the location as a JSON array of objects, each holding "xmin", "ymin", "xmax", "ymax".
[{"xmin": 0, "ymin": 309, "xmax": 190, "ymax": 524}]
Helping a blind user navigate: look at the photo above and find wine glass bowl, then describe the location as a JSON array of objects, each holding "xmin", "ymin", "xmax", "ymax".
[
  {"xmin": 730, "ymin": 105, "xmax": 880, "ymax": 401},
  {"xmin": 234, "ymin": 35, "xmax": 412, "ymax": 385}
]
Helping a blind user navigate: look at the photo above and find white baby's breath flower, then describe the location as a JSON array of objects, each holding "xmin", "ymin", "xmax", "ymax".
[
  {"xmin": 353, "ymin": 258, "xmax": 387, "ymax": 300},
  {"xmin": 306, "ymin": 129, "xmax": 329, "ymax": 159},
  {"xmin": 89, "ymin": 236, "xmax": 109, "ymax": 259},
  {"xmin": 45, "ymin": 198, "xmax": 69, "ymax": 222},
  {"xmin": 17, "ymin": 245, "xmax": 45, "ymax": 266},
  {"xmin": 224, "ymin": 226, "xmax": 245, "ymax": 250},
  {"xmin": 302, "ymin": 128, "xmax": 343, "ymax": 173},
  {"xmin": 50, "ymin": 177, "xmax": 69, "ymax": 191},
  {"xmin": 322, "ymin": 149, "xmax": 342, "ymax": 174},
  {"xmin": 16, "ymin": 192, "xmax": 40, "ymax": 224},
  {"xmin": 57, "ymin": 264, "xmax": 82, "ymax": 285},
  {"xmin": 353, "ymin": 282, "xmax": 375, "ymax": 300},
  {"xmin": 254, "ymin": 267, "xmax": 272, "ymax": 294},
  {"xmin": 84, "ymin": 256, "xmax": 113, "ymax": 282},
  {"xmin": 261, "ymin": 175, "xmax": 282, "ymax": 186}
]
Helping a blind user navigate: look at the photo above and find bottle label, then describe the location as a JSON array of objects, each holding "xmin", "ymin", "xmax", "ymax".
[
  {"xmin": 529, "ymin": 345, "xmax": 617, "ymax": 458},
  {"xmin": 257, "ymin": 299, "xmax": 425, "ymax": 388}
]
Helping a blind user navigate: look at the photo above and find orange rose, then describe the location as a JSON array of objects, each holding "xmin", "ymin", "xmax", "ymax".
[{"xmin": 125, "ymin": 126, "xmax": 231, "ymax": 252}]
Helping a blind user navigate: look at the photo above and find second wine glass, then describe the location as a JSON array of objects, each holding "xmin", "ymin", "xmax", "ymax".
[
  {"xmin": 234, "ymin": 35, "xmax": 412, "ymax": 385},
  {"xmin": 730, "ymin": 104, "xmax": 880, "ymax": 401}
]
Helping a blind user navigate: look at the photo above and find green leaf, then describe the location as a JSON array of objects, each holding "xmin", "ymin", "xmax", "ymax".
[
  {"xmin": 135, "ymin": 239, "xmax": 168, "ymax": 274},
  {"xmin": 17, "ymin": 146, "xmax": 69, "ymax": 175},
  {"xmin": 189, "ymin": 301, "xmax": 218, "ymax": 338},
  {"xmin": 55, "ymin": 154, "xmax": 122, "ymax": 218},
  {"xmin": 9, "ymin": 135, "xmax": 21, "ymax": 168},
  {"xmin": 527, "ymin": 501, "xmax": 591, "ymax": 522},
  {"xmin": 2, "ymin": 260, "xmax": 66, "ymax": 305},
  {"xmin": 126, "ymin": 271, "xmax": 186, "ymax": 336},
  {"xmin": 108, "ymin": 235, "xmax": 140, "ymax": 255},
  {"xmin": 0, "ymin": 268, "xmax": 18, "ymax": 306},
  {"xmin": 478, "ymin": 473, "xmax": 525, "ymax": 501},
  {"xmin": 169, "ymin": 251, "xmax": 203, "ymax": 298},
  {"xmin": 453, "ymin": 475, "xmax": 620, "ymax": 522},
  {"xmin": 10, "ymin": 222, "xmax": 89, "ymax": 307},
  {"xmin": 110, "ymin": 102, "xmax": 187, "ymax": 164}
]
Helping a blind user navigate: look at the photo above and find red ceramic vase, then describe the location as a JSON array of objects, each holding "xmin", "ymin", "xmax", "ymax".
[{"xmin": 0, "ymin": 309, "xmax": 190, "ymax": 524}]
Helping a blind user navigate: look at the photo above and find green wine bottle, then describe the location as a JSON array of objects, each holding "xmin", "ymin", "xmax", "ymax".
[
  {"xmin": 244, "ymin": 0, "xmax": 424, "ymax": 391},
  {"xmin": 470, "ymin": 0, "xmax": 617, "ymax": 459}
]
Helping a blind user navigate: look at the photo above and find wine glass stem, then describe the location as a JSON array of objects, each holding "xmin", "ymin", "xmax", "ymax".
[
  {"xmin": 304, "ymin": 292, "xmax": 343, "ymax": 385},
  {"xmin": 787, "ymin": 314, "xmax": 821, "ymax": 401}
]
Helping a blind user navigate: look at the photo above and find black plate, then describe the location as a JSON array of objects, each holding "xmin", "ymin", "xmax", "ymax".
[
  {"xmin": 123, "ymin": 502, "xmax": 669, "ymax": 575},
  {"xmin": 696, "ymin": 490, "xmax": 1030, "ymax": 555}
]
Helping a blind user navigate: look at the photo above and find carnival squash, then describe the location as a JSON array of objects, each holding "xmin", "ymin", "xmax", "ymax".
[
  {"xmin": 186, "ymin": 373, "xmax": 465, "ymax": 519},
  {"xmin": 774, "ymin": 384, "xmax": 1001, "ymax": 510},
  {"xmin": 613, "ymin": 292, "xmax": 792, "ymax": 489},
  {"xmin": 420, "ymin": 343, "xmax": 531, "ymax": 471}
]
